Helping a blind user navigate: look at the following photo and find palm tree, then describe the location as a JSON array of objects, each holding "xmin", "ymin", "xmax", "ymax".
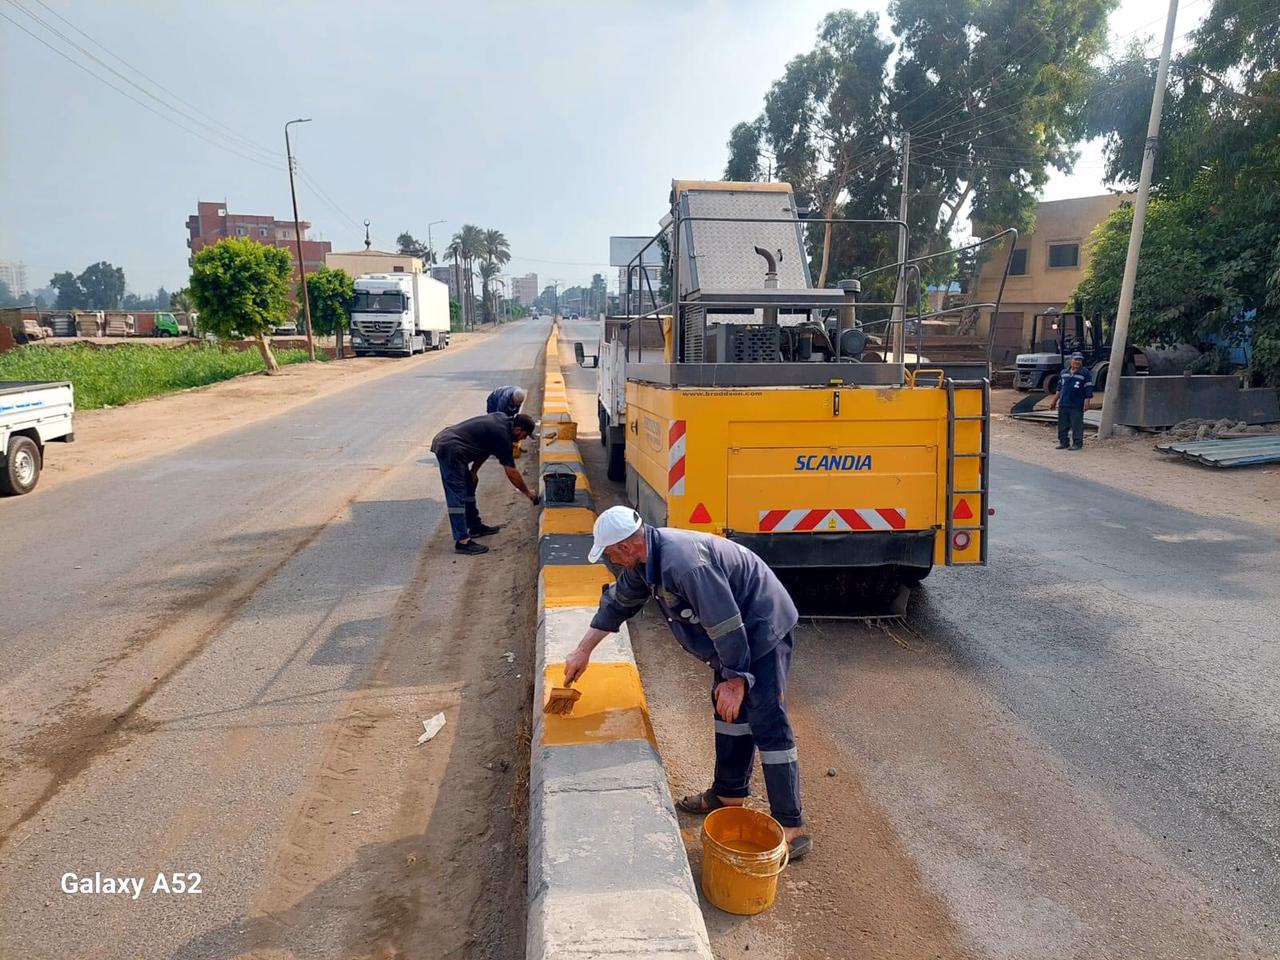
[
  {"xmin": 461, "ymin": 224, "xmax": 486, "ymax": 329},
  {"xmin": 480, "ymin": 229, "xmax": 511, "ymax": 323},
  {"xmin": 479, "ymin": 261, "xmax": 501, "ymax": 323},
  {"xmin": 445, "ymin": 235, "xmax": 465, "ymax": 329}
]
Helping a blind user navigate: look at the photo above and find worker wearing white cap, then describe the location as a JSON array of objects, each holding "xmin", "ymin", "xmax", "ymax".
[{"xmin": 565, "ymin": 506, "xmax": 811, "ymax": 861}]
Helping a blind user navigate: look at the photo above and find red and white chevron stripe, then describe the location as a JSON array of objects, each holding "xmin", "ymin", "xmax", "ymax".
[
  {"xmin": 758, "ymin": 507, "xmax": 907, "ymax": 533},
  {"xmin": 668, "ymin": 420, "xmax": 687, "ymax": 496}
]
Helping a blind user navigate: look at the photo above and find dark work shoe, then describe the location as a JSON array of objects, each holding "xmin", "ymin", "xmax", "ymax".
[
  {"xmin": 455, "ymin": 540, "xmax": 489, "ymax": 555},
  {"xmin": 787, "ymin": 835, "xmax": 813, "ymax": 863},
  {"xmin": 470, "ymin": 524, "xmax": 502, "ymax": 537},
  {"xmin": 1071, "ymin": 445, "xmax": 1084, "ymax": 450},
  {"xmin": 1056, "ymin": 444, "xmax": 1070, "ymax": 449}
]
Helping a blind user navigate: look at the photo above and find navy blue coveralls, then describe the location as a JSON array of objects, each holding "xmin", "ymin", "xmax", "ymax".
[
  {"xmin": 429, "ymin": 413, "xmax": 517, "ymax": 543},
  {"xmin": 1057, "ymin": 365, "xmax": 1094, "ymax": 448},
  {"xmin": 590, "ymin": 526, "xmax": 804, "ymax": 827},
  {"xmin": 485, "ymin": 385, "xmax": 523, "ymax": 417}
]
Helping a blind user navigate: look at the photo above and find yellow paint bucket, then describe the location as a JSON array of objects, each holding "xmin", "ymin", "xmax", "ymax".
[{"xmin": 700, "ymin": 806, "xmax": 788, "ymax": 915}]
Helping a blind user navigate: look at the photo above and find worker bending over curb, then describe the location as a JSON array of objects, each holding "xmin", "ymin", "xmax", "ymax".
[
  {"xmin": 485, "ymin": 385, "xmax": 526, "ymax": 416},
  {"xmin": 564, "ymin": 506, "xmax": 811, "ymax": 861},
  {"xmin": 430, "ymin": 412, "xmax": 538, "ymax": 555}
]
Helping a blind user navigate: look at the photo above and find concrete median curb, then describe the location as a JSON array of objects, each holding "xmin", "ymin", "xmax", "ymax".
[{"xmin": 527, "ymin": 327, "xmax": 713, "ymax": 960}]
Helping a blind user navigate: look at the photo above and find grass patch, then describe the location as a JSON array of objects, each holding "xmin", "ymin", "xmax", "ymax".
[{"xmin": 0, "ymin": 342, "xmax": 323, "ymax": 410}]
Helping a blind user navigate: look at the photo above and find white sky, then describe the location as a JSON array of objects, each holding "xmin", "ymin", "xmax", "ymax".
[{"xmin": 0, "ymin": 0, "xmax": 1207, "ymax": 294}]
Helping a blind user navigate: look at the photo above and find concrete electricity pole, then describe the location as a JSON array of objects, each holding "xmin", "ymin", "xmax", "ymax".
[
  {"xmin": 1098, "ymin": 0, "xmax": 1179, "ymax": 439},
  {"xmin": 892, "ymin": 132, "xmax": 910, "ymax": 365},
  {"xmin": 426, "ymin": 219, "xmax": 446, "ymax": 266},
  {"xmin": 284, "ymin": 118, "xmax": 316, "ymax": 362},
  {"xmin": 550, "ymin": 279, "xmax": 562, "ymax": 319}
]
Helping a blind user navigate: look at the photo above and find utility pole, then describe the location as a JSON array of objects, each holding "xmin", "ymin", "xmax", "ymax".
[
  {"xmin": 427, "ymin": 219, "xmax": 446, "ymax": 266},
  {"xmin": 1098, "ymin": 0, "xmax": 1178, "ymax": 439},
  {"xmin": 550, "ymin": 278, "xmax": 562, "ymax": 319},
  {"xmin": 284, "ymin": 118, "xmax": 316, "ymax": 361},
  {"xmin": 891, "ymin": 131, "xmax": 910, "ymax": 365}
]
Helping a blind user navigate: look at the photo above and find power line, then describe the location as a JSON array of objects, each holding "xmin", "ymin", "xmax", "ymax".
[
  {"xmin": 23, "ymin": 0, "xmax": 280, "ymax": 162},
  {"xmin": 0, "ymin": 6, "xmax": 283, "ymax": 171},
  {"xmin": 296, "ymin": 166, "xmax": 363, "ymax": 233}
]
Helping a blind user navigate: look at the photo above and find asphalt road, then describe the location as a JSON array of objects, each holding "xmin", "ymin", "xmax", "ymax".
[
  {"xmin": 554, "ymin": 316, "xmax": 1278, "ymax": 959},
  {"xmin": 0, "ymin": 318, "xmax": 549, "ymax": 959}
]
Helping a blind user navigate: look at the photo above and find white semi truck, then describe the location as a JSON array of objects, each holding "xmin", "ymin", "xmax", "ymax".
[
  {"xmin": 349, "ymin": 272, "xmax": 450, "ymax": 357},
  {"xmin": 1, "ymin": 380, "xmax": 75, "ymax": 495}
]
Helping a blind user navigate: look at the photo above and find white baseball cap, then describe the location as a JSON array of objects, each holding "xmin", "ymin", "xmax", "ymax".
[{"xmin": 588, "ymin": 506, "xmax": 644, "ymax": 563}]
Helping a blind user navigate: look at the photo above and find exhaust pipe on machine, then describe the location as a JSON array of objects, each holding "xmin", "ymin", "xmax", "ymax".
[{"xmin": 754, "ymin": 246, "xmax": 783, "ymax": 327}]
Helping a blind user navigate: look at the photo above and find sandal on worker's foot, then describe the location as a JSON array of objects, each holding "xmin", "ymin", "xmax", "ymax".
[
  {"xmin": 787, "ymin": 835, "xmax": 813, "ymax": 863},
  {"xmin": 677, "ymin": 789, "xmax": 731, "ymax": 815}
]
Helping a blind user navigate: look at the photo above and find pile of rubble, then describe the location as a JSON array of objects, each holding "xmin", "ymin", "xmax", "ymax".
[{"xmin": 1163, "ymin": 418, "xmax": 1280, "ymax": 441}]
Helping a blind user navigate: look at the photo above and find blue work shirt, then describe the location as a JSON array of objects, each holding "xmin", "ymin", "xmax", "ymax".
[
  {"xmin": 1058, "ymin": 365, "xmax": 1094, "ymax": 409},
  {"xmin": 590, "ymin": 526, "xmax": 799, "ymax": 688},
  {"xmin": 485, "ymin": 385, "xmax": 523, "ymax": 416}
]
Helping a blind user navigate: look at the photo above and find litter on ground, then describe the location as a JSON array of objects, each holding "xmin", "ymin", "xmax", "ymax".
[{"xmin": 416, "ymin": 712, "xmax": 447, "ymax": 745}]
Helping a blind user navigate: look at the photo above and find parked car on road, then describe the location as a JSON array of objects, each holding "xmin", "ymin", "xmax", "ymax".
[{"xmin": 0, "ymin": 380, "xmax": 75, "ymax": 495}]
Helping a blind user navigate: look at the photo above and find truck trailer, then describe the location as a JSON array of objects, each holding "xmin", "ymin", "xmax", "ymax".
[
  {"xmin": 350, "ymin": 273, "xmax": 450, "ymax": 357},
  {"xmin": 597, "ymin": 180, "xmax": 1018, "ymax": 610}
]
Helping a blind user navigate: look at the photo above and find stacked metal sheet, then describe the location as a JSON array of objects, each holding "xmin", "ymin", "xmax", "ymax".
[{"xmin": 1156, "ymin": 435, "xmax": 1280, "ymax": 467}]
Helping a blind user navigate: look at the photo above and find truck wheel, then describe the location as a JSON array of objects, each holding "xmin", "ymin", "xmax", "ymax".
[
  {"xmin": 605, "ymin": 428, "xmax": 625, "ymax": 482},
  {"xmin": 1, "ymin": 435, "xmax": 41, "ymax": 495}
]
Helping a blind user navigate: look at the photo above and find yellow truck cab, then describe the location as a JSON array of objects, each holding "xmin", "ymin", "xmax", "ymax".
[{"xmin": 599, "ymin": 180, "xmax": 1017, "ymax": 603}]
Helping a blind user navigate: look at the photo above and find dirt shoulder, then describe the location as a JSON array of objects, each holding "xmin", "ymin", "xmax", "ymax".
[
  {"xmin": 990, "ymin": 390, "xmax": 1280, "ymax": 535},
  {"xmin": 38, "ymin": 329, "xmax": 495, "ymax": 491}
]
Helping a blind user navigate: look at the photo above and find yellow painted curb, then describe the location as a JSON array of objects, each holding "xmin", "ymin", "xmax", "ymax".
[
  {"xmin": 543, "ymin": 564, "xmax": 614, "ymax": 607},
  {"xmin": 540, "ymin": 507, "xmax": 597, "ymax": 535},
  {"xmin": 541, "ymin": 661, "xmax": 655, "ymax": 746}
]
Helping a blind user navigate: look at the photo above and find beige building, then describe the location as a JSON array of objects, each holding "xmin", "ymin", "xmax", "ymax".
[
  {"xmin": 324, "ymin": 249, "xmax": 423, "ymax": 277},
  {"xmin": 972, "ymin": 193, "xmax": 1129, "ymax": 367},
  {"xmin": 510, "ymin": 272, "xmax": 539, "ymax": 307}
]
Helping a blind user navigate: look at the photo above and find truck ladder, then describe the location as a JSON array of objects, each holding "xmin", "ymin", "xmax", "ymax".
[{"xmin": 945, "ymin": 378, "xmax": 991, "ymax": 565}]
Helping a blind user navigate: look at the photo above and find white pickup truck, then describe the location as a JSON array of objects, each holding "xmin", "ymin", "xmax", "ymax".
[{"xmin": 1, "ymin": 381, "xmax": 75, "ymax": 495}]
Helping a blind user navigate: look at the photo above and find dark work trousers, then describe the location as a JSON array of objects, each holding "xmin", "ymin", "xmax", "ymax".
[
  {"xmin": 1058, "ymin": 406, "xmax": 1085, "ymax": 448},
  {"xmin": 710, "ymin": 633, "xmax": 803, "ymax": 827},
  {"xmin": 437, "ymin": 450, "xmax": 482, "ymax": 542}
]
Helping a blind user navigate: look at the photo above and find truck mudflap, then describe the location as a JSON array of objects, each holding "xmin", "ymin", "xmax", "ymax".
[{"xmin": 725, "ymin": 529, "xmax": 935, "ymax": 570}]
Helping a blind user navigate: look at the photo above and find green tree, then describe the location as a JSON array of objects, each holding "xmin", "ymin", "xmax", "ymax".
[
  {"xmin": 724, "ymin": 121, "xmax": 764, "ymax": 181},
  {"xmin": 725, "ymin": 3, "xmax": 1114, "ymax": 288},
  {"xmin": 480, "ymin": 228, "xmax": 511, "ymax": 322},
  {"xmin": 303, "ymin": 265, "xmax": 355, "ymax": 358},
  {"xmin": 1079, "ymin": 0, "xmax": 1280, "ymax": 386},
  {"xmin": 50, "ymin": 271, "xmax": 87, "ymax": 310},
  {"xmin": 189, "ymin": 237, "xmax": 294, "ymax": 373},
  {"xmin": 77, "ymin": 261, "xmax": 126, "ymax": 308},
  {"xmin": 0, "ymin": 279, "xmax": 18, "ymax": 307},
  {"xmin": 169, "ymin": 286, "xmax": 194, "ymax": 313},
  {"xmin": 478, "ymin": 261, "xmax": 500, "ymax": 323},
  {"xmin": 448, "ymin": 225, "xmax": 485, "ymax": 329},
  {"xmin": 396, "ymin": 231, "xmax": 434, "ymax": 264}
]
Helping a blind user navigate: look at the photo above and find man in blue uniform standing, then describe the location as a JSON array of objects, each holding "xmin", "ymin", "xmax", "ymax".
[
  {"xmin": 1050, "ymin": 352, "xmax": 1094, "ymax": 449},
  {"xmin": 563, "ymin": 506, "xmax": 811, "ymax": 861},
  {"xmin": 485, "ymin": 385, "xmax": 526, "ymax": 417}
]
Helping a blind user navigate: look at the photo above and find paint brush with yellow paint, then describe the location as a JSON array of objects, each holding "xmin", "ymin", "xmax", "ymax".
[{"xmin": 543, "ymin": 677, "xmax": 582, "ymax": 716}]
